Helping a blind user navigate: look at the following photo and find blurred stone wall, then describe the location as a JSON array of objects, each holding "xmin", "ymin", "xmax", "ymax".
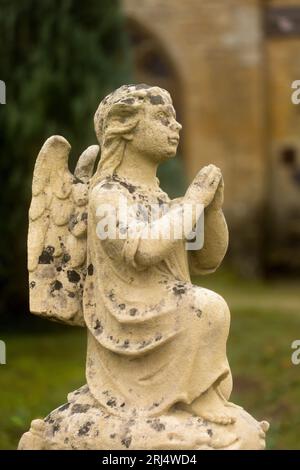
[{"xmin": 122, "ymin": 0, "xmax": 300, "ymax": 275}]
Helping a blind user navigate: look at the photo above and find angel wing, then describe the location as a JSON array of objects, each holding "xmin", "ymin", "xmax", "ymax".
[{"xmin": 28, "ymin": 135, "xmax": 99, "ymax": 326}]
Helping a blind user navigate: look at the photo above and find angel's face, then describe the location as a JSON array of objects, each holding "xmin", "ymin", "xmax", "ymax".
[{"xmin": 130, "ymin": 100, "xmax": 182, "ymax": 163}]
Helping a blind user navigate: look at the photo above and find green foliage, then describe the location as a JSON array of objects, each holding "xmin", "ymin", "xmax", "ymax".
[{"xmin": 0, "ymin": 0, "xmax": 131, "ymax": 319}]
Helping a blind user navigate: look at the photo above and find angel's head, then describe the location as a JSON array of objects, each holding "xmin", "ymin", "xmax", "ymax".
[{"xmin": 93, "ymin": 84, "xmax": 182, "ymax": 178}]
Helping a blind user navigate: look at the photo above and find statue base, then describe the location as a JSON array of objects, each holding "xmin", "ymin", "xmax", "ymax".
[{"xmin": 18, "ymin": 384, "xmax": 269, "ymax": 450}]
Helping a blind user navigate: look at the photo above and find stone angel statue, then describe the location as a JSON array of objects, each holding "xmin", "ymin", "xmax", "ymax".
[{"xmin": 19, "ymin": 84, "xmax": 269, "ymax": 450}]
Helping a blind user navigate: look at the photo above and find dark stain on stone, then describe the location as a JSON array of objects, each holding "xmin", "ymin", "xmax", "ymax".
[
  {"xmin": 155, "ymin": 334, "xmax": 162, "ymax": 342},
  {"xmin": 110, "ymin": 433, "xmax": 116, "ymax": 439},
  {"xmin": 29, "ymin": 281, "xmax": 36, "ymax": 289},
  {"xmin": 112, "ymin": 175, "xmax": 136, "ymax": 194},
  {"xmin": 108, "ymin": 290, "xmax": 115, "ymax": 301},
  {"xmin": 119, "ymin": 303, "xmax": 125, "ymax": 310},
  {"xmin": 81, "ymin": 212, "xmax": 88, "ymax": 222},
  {"xmin": 121, "ymin": 436, "xmax": 132, "ymax": 448},
  {"xmin": 69, "ymin": 214, "xmax": 78, "ymax": 231},
  {"xmin": 103, "ymin": 139, "xmax": 111, "ymax": 148},
  {"xmin": 71, "ymin": 404, "xmax": 90, "ymax": 414},
  {"xmin": 39, "ymin": 245, "xmax": 55, "ymax": 264},
  {"xmin": 123, "ymin": 340, "xmax": 130, "ymax": 348},
  {"xmin": 107, "ymin": 398, "xmax": 117, "ymax": 407},
  {"xmin": 159, "ymin": 116, "xmax": 170, "ymax": 127},
  {"xmin": 121, "ymin": 98, "xmax": 134, "ymax": 105},
  {"xmin": 94, "ymin": 319, "xmax": 103, "ymax": 334},
  {"xmin": 44, "ymin": 415, "xmax": 54, "ymax": 423},
  {"xmin": 196, "ymin": 309, "xmax": 202, "ymax": 318},
  {"xmin": 62, "ymin": 253, "xmax": 71, "ymax": 264},
  {"xmin": 87, "ymin": 263, "xmax": 94, "ymax": 275},
  {"xmin": 52, "ymin": 423, "xmax": 60, "ymax": 434},
  {"xmin": 207, "ymin": 428, "xmax": 213, "ymax": 437},
  {"xmin": 56, "ymin": 266, "xmax": 62, "ymax": 272},
  {"xmin": 129, "ymin": 308, "xmax": 137, "ymax": 316},
  {"xmin": 78, "ymin": 421, "xmax": 93, "ymax": 436},
  {"xmin": 67, "ymin": 270, "xmax": 81, "ymax": 283},
  {"xmin": 138, "ymin": 339, "xmax": 151, "ymax": 349},
  {"xmin": 50, "ymin": 280, "xmax": 63, "ymax": 293},
  {"xmin": 172, "ymin": 283, "xmax": 187, "ymax": 296},
  {"xmin": 149, "ymin": 94, "xmax": 164, "ymax": 105},
  {"xmin": 121, "ymin": 181, "xmax": 136, "ymax": 194},
  {"xmin": 58, "ymin": 403, "xmax": 70, "ymax": 412},
  {"xmin": 148, "ymin": 419, "xmax": 165, "ymax": 432},
  {"xmin": 68, "ymin": 291, "xmax": 75, "ymax": 298}
]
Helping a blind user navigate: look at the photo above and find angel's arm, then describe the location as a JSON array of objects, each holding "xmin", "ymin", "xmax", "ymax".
[
  {"xmin": 188, "ymin": 206, "xmax": 228, "ymax": 275},
  {"xmin": 188, "ymin": 178, "xmax": 228, "ymax": 275},
  {"xmin": 91, "ymin": 186, "xmax": 201, "ymax": 269}
]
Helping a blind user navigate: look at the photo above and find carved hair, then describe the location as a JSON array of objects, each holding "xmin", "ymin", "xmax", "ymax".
[{"xmin": 91, "ymin": 84, "xmax": 171, "ymax": 187}]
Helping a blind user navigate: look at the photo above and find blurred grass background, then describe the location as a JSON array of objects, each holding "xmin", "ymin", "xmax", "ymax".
[{"xmin": 1, "ymin": 269, "xmax": 300, "ymax": 449}]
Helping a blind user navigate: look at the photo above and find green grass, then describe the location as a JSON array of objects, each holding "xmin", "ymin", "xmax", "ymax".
[
  {"xmin": 198, "ymin": 270, "xmax": 300, "ymax": 450},
  {"xmin": 0, "ymin": 270, "xmax": 300, "ymax": 449},
  {"xmin": 0, "ymin": 325, "xmax": 86, "ymax": 450}
]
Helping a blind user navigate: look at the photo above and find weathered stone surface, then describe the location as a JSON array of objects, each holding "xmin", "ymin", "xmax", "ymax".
[
  {"xmin": 20, "ymin": 84, "xmax": 269, "ymax": 450},
  {"xmin": 19, "ymin": 385, "xmax": 268, "ymax": 450}
]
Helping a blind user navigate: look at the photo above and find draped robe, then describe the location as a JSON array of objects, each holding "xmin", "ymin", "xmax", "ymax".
[{"xmin": 83, "ymin": 175, "xmax": 231, "ymax": 418}]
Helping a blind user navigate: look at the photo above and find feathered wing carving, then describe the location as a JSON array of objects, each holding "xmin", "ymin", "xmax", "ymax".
[{"xmin": 28, "ymin": 136, "xmax": 99, "ymax": 326}]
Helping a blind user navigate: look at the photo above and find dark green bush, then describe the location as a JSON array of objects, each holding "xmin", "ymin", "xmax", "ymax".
[{"xmin": 0, "ymin": 0, "xmax": 131, "ymax": 322}]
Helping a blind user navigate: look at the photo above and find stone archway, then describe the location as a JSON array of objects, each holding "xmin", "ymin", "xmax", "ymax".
[{"xmin": 125, "ymin": 17, "xmax": 183, "ymax": 125}]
